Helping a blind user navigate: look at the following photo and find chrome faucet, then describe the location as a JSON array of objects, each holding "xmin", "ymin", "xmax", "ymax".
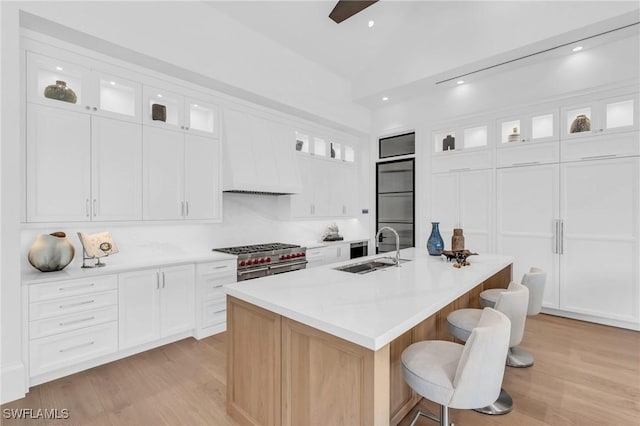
[{"xmin": 375, "ymin": 226, "xmax": 400, "ymax": 266}]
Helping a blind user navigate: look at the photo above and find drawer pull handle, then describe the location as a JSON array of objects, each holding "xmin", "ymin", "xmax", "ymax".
[
  {"xmin": 59, "ymin": 316, "xmax": 95, "ymax": 326},
  {"xmin": 213, "ymin": 265, "xmax": 228, "ymax": 270},
  {"xmin": 213, "ymin": 284, "xmax": 224, "ymax": 288},
  {"xmin": 449, "ymin": 168, "xmax": 472, "ymax": 172},
  {"xmin": 59, "ymin": 341, "xmax": 95, "ymax": 353},
  {"xmin": 59, "ymin": 300, "xmax": 95, "ymax": 309},
  {"xmin": 512, "ymin": 161, "xmax": 540, "ymax": 166},
  {"xmin": 213, "ymin": 309, "xmax": 226, "ymax": 314},
  {"xmin": 59, "ymin": 283, "xmax": 95, "ymax": 291},
  {"xmin": 581, "ymin": 154, "xmax": 616, "ymax": 160}
]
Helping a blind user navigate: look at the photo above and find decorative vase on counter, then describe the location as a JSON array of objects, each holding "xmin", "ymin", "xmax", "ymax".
[
  {"xmin": 451, "ymin": 228, "xmax": 465, "ymax": 252},
  {"xmin": 43, "ymin": 80, "xmax": 77, "ymax": 104},
  {"xmin": 570, "ymin": 114, "xmax": 591, "ymax": 133},
  {"xmin": 28, "ymin": 232, "xmax": 75, "ymax": 272},
  {"xmin": 427, "ymin": 222, "xmax": 444, "ymax": 256}
]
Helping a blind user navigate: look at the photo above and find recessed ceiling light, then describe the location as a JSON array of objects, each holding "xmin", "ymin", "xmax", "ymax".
[
  {"xmin": 368, "ymin": 20, "xmax": 375, "ymax": 28},
  {"xmin": 157, "ymin": 94, "xmax": 163, "ymax": 98},
  {"xmin": 456, "ymin": 80, "xmax": 465, "ymax": 85},
  {"xmin": 382, "ymin": 96, "xmax": 389, "ymax": 101},
  {"xmin": 572, "ymin": 46, "xmax": 583, "ymax": 52},
  {"xmin": 55, "ymin": 66, "xmax": 63, "ymax": 71},
  {"xmin": 194, "ymin": 104, "xmax": 199, "ymax": 107},
  {"xmin": 110, "ymin": 81, "xmax": 116, "ymax": 85}
]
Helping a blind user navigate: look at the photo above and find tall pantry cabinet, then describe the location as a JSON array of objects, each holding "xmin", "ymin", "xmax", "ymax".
[{"xmin": 495, "ymin": 90, "xmax": 639, "ymax": 327}]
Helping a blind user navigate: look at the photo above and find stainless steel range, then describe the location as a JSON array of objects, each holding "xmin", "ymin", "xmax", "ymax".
[{"xmin": 213, "ymin": 243, "xmax": 307, "ymax": 281}]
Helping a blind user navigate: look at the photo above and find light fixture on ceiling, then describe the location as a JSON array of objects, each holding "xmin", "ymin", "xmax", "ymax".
[
  {"xmin": 110, "ymin": 81, "xmax": 116, "ymax": 85},
  {"xmin": 382, "ymin": 96, "xmax": 389, "ymax": 101},
  {"xmin": 55, "ymin": 66, "xmax": 63, "ymax": 71},
  {"xmin": 157, "ymin": 94, "xmax": 163, "ymax": 98},
  {"xmin": 368, "ymin": 20, "xmax": 375, "ymax": 28},
  {"xmin": 572, "ymin": 46, "xmax": 584, "ymax": 52},
  {"xmin": 456, "ymin": 80, "xmax": 465, "ymax": 85}
]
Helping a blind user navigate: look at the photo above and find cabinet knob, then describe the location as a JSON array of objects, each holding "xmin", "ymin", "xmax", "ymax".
[
  {"xmin": 92, "ymin": 107, "xmax": 98, "ymax": 111},
  {"xmin": 85, "ymin": 106, "xmax": 90, "ymax": 110},
  {"xmin": 181, "ymin": 126, "xmax": 185, "ymax": 130},
  {"xmin": 185, "ymin": 127, "xmax": 189, "ymax": 130}
]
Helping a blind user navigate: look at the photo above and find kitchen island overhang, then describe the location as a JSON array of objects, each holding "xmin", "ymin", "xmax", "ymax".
[{"xmin": 225, "ymin": 248, "xmax": 513, "ymax": 425}]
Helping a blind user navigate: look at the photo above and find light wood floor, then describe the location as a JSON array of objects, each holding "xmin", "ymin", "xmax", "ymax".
[{"xmin": 3, "ymin": 314, "xmax": 639, "ymax": 426}]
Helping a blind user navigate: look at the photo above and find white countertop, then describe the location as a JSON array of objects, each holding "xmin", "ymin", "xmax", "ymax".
[
  {"xmin": 22, "ymin": 250, "xmax": 237, "ymax": 285},
  {"xmin": 225, "ymin": 248, "xmax": 512, "ymax": 351},
  {"xmin": 303, "ymin": 238, "xmax": 369, "ymax": 249}
]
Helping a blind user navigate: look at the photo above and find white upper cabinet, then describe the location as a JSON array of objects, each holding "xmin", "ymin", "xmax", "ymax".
[
  {"xmin": 431, "ymin": 120, "xmax": 493, "ymax": 173},
  {"xmin": 184, "ymin": 134, "xmax": 221, "ymax": 221},
  {"xmin": 560, "ymin": 92, "xmax": 639, "ymax": 161},
  {"xmin": 27, "ymin": 51, "xmax": 142, "ymax": 123},
  {"xmin": 143, "ymin": 86, "xmax": 219, "ymax": 138}
]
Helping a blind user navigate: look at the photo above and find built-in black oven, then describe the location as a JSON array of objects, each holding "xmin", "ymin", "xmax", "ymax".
[{"xmin": 350, "ymin": 241, "xmax": 368, "ymax": 259}]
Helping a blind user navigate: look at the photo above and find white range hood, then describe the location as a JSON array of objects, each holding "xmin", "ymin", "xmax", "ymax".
[{"xmin": 222, "ymin": 108, "xmax": 302, "ymax": 195}]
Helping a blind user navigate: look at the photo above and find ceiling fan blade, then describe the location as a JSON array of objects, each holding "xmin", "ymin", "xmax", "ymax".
[{"xmin": 329, "ymin": 0, "xmax": 379, "ymax": 24}]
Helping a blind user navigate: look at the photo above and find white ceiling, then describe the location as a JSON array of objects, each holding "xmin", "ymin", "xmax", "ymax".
[{"xmin": 205, "ymin": 1, "xmax": 640, "ymax": 108}]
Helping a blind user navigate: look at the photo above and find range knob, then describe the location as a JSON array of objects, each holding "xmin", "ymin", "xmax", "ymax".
[
  {"xmin": 259, "ymin": 258, "xmax": 265, "ymax": 264},
  {"xmin": 240, "ymin": 261, "xmax": 246, "ymax": 267},
  {"xmin": 301, "ymin": 252, "xmax": 306, "ymax": 257},
  {"xmin": 266, "ymin": 257, "xmax": 271, "ymax": 263}
]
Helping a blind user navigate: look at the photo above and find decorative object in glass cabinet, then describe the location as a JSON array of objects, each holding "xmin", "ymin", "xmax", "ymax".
[
  {"xmin": 434, "ymin": 131, "xmax": 455, "ymax": 152},
  {"xmin": 152, "ymin": 103, "xmax": 167, "ymax": 122},
  {"xmin": 443, "ymin": 134, "xmax": 455, "ymax": 151},
  {"xmin": 295, "ymin": 131, "xmax": 309, "ymax": 153},
  {"xmin": 43, "ymin": 80, "xmax": 77, "ymax": 104},
  {"xmin": 567, "ymin": 107, "xmax": 591, "ymax": 134},
  {"xmin": 147, "ymin": 92, "xmax": 180, "ymax": 126},
  {"xmin": 501, "ymin": 120, "xmax": 520, "ymax": 143},
  {"xmin": 508, "ymin": 127, "xmax": 521, "ymax": 142},
  {"xmin": 427, "ymin": 222, "xmax": 444, "ymax": 256}
]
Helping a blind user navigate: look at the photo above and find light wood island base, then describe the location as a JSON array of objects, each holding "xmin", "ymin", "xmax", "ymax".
[{"xmin": 227, "ymin": 265, "xmax": 511, "ymax": 426}]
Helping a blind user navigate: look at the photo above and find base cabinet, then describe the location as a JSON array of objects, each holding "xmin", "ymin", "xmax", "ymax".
[
  {"xmin": 195, "ymin": 260, "xmax": 237, "ymax": 339},
  {"xmin": 119, "ymin": 264, "xmax": 195, "ymax": 350},
  {"xmin": 305, "ymin": 243, "xmax": 351, "ymax": 268}
]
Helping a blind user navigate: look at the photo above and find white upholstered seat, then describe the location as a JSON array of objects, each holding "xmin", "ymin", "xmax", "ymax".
[
  {"xmin": 401, "ymin": 308, "xmax": 510, "ymax": 426},
  {"xmin": 446, "ymin": 282, "xmax": 529, "ymax": 415},
  {"xmin": 479, "ymin": 267, "xmax": 547, "ymax": 367}
]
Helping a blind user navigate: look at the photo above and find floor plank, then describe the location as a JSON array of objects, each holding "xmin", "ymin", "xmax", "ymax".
[{"xmin": 2, "ymin": 314, "xmax": 639, "ymax": 425}]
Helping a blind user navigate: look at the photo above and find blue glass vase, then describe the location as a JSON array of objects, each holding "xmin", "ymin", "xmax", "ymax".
[{"xmin": 427, "ymin": 222, "xmax": 444, "ymax": 256}]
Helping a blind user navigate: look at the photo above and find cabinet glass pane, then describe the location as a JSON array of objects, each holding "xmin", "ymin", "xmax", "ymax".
[
  {"xmin": 464, "ymin": 126, "xmax": 487, "ymax": 148},
  {"xmin": 606, "ymin": 100, "xmax": 634, "ymax": 129},
  {"xmin": 379, "ymin": 132, "xmax": 415, "ymax": 158},
  {"xmin": 100, "ymin": 79, "xmax": 135, "ymax": 116},
  {"xmin": 566, "ymin": 107, "xmax": 591, "ymax": 134},
  {"xmin": 344, "ymin": 145, "xmax": 355, "ymax": 162},
  {"xmin": 434, "ymin": 131, "xmax": 456, "ymax": 152},
  {"xmin": 314, "ymin": 137, "xmax": 326, "ymax": 156},
  {"xmin": 330, "ymin": 142, "xmax": 341, "ymax": 160},
  {"xmin": 189, "ymin": 103, "xmax": 214, "ymax": 133},
  {"xmin": 295, "ymin": 132, "xmax": 309, "ymax": 153},
  {"xmin": 36, "ymin": 62, "xmax": 84, "ymax": 105},
  {"xmin": 148, "ymin": 92, "xmax": 180, "ymax": 126},
  {"xmin": 531, "ymin": 114, "xmax": 554, "ymax": 139},
  {"xmin": 500, "ymin": 120, "xmax": 521, "ymax": 144}
]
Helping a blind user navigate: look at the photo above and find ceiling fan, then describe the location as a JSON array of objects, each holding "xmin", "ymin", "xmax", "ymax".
[{"xmin": 329, "ymin": 0, "xmax": 379, "ymax": 24}]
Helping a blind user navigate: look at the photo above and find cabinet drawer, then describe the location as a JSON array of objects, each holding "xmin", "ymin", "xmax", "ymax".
[
  {"xmin": 197, "ymin": 260, "xmax": 237, "ymax": 277},
  {"xmin": 30, "ymin": 290, "xmax": 117, "ymax": 321},
  {"xmin": 29, "ymin": 275, "xmax": 117, "ymax": 303},
  {"xmin": 29, "ymin": 306, "xmax": 118, "ymax": 340},
  {"xmin": 560, "ymin": 131, "xmax": 639, "ymax": 162},
  {"xmin": 497, "ymin": 141, "xmax": 559, "ymax": 168},
  {"xmin": 202, "ymin": 300, "xmax": 226, "ymax": 328},
  {"xmin": 432, "ymin": 149, "xmax": 492, "ymax": 173},
  {"xmin": 201, "ymin": 275, "xmax": 235, "ymax": 299},
  {"xmin": 29, "ymin": 321, "xmax": 118, "ymax": 377}
]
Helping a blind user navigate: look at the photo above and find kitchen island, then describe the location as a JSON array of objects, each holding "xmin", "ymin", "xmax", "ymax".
[{"xmin": 225, "ymin": 248, "xmax": 512, "ymax": 426}]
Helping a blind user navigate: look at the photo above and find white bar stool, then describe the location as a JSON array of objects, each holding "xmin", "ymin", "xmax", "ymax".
[
  {"xmin": 401, "ymin": 308, "xmax": 511, "ymax": 426},
  {"xmin": 446, "ymin": 282, "xmax": 529, "ymax": 415},
  {"xmin": 480, "ymin": 267, "xmax": 546, "ymax": 367}
]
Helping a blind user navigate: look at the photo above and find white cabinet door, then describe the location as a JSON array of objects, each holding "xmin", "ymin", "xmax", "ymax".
[
  {"xmin": 560, "ymin": 157, "xmax": 639, "ymax": 322},
  {"xmin": 27, "ymin": 104, "xmax": 91, "ymax": 222},
  {"xmin": 185, "ymin": 98, "xmax": 219, "ymax": 138},
  {"xmin": 459, "ymin": 169, "xmax": 493, "ymax": 254},
  {"xmin": 311, "ymin": 160, "xmax": 331, "ymax": 217},
  {"xmin": 249, "ymin": 116, "xmax": 280, "ymax": 190},
  {"xmin": 159, "ymin": 265, "xmax": 195, "ymax": 337},
  {"xmin": 291, "ymin": 155, "xmax": 315, "ymax": 217},
  {"xmin": 143, "ymin": 126, "xmax": 185, "ymax": 220},
  {"xmin": 273, "ymin": 122, "xmax": 303, "ymax": 194},
  {"xmin": 497, "ymin": 164, "xmax": 560, "ymax": 308},
  {"xmin": 184, "ymin": 134, "xmax": 220, "ymax": 220},
  {"xmin": 91, "ymin": 117, "xmax": 142, "ymax": 221},
  {"xmin": 118, "ymin": 269, "xmax": 161, "ymax": 349},
  {"xmin": 223, "ymin": 108, "xmax": 257, "ymax": 191},
  {"xmin": 430, "ymin": 172, "xmax": 460, "ymax": 247}
]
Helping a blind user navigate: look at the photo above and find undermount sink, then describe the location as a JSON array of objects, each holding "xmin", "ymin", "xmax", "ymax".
[{"xmin": 334, "ymin": 257, "xmax": 411, "ymax": 274}]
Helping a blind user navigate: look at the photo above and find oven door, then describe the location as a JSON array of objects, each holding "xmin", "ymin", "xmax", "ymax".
[
  {"xmin": 268, "ymin": 260, "xmax": 307, "ymax": 276},
  {"xmin": 237, "ymin": 266, "xmax": 269, "ymax": 281}
]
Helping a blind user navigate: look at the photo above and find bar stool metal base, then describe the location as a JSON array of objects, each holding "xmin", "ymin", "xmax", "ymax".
[
  {"xmin": 472, "ymin": 388, "xmax": 513, "ymax": 415},
  {"xmin": 409, "ymin": 405, "xmax": 453, "ymax": 426},
  {"xmin": 506, "ymin": 346, "xmax": 534, "ymax": 368}
]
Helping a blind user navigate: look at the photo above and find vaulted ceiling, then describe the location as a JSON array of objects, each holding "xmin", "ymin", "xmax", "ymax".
[{"xmin": 205, "ymin": 1, "xmax": 640, "ymax": 107}]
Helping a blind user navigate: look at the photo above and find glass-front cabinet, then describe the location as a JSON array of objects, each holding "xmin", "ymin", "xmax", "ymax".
[
  {"xmin": 431, "ymin": 120, "xmax": 493, "ymax": 173},
  {"xmin": 560, "ymin": 92, "xmax": 639, "ymax": 161},
  {"xmin": 27, "ymin": 51, "xmax": 142, "ymax": 122},
  {"xmin": 495, "ymin": 109, "xmax": 559, "ymax": 168},
  {"xmin": 143, "ymin": 87, "xmax": 219, "ymax": 138},
  {"xmin": 294, "ymin": 130, "xmax": 356, "ymax": 163}
]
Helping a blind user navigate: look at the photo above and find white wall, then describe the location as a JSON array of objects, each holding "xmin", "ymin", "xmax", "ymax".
[
  {"xmin": 16, "ymin": 1, "xmax": 371, "ymax": 133},
  {"xmin": 371, "ymin": 34, "xmax": 640, "ymax": 250}
]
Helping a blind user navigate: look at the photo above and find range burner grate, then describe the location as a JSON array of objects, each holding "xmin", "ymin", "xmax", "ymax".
[{"xmin": 213, "ymin": 242, "xmax": 300, "ymax": 255}]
